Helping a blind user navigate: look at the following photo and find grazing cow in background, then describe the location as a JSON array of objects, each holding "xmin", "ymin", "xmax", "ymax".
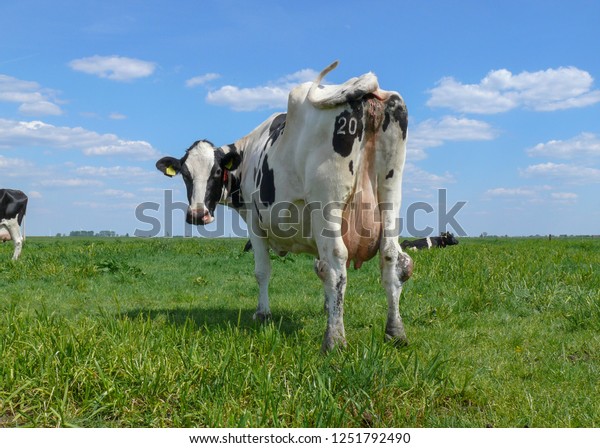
[
  {"xmin": 401, "ymin": 231, "xmax": 459, "ymax": 251},
  {"xmin": 0, "ymin": 189, "xmax": 28, "ymax": 260},
  {"xmin": 156, "ymin": 61, "xmax": 413, "ymax": 351}
]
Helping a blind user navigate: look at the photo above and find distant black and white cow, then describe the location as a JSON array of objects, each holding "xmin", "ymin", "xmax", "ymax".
[
  {"xmin": 401, "ymin": 232, "xmax": 459, "ymax": 251},
  {"xmin": 0, "ymin": 189, "xmax": 28, "ymax": 260},
  {"xmin": 156, "ymin": 61, "xmax": 413, "ymax": 351}
]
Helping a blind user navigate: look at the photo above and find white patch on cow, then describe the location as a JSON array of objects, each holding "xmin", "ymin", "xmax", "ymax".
[{"xmin": 426, "ymin": 237, "xmax": 433, "ymax": 249}]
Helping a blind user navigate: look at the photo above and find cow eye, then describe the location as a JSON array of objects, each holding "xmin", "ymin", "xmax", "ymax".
[{"xmin": 214, "ymin": 168, "xmax": 222, "ymax": 177}]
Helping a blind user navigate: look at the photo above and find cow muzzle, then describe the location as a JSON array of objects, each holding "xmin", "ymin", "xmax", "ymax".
[{"xmin": 187, "ymin": 207, "xmax": 214, "ymax": 225}]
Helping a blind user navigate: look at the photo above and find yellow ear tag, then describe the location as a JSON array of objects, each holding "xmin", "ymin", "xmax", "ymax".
[
  {"xmin": 224, "ymin": 159, "xmax": 233, "ymax": 170},
  {"xmin": 166, "ymin": 166, "xmax": 177, "ymax": 177}
]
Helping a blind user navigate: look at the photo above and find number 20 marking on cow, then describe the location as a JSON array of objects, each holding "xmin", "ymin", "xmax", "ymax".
[{"xmin": 336, "ymin": 116, "xmax": 358, "ymax": 136}]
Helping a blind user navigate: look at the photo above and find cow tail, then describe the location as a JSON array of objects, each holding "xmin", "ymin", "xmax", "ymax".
[
  {"xmin": 308, "ymin": 61, "xmax": 379, "ymax": 109},
  {"xmin": 307, "ymin": 60, "xmax": 339, "ymax": 105}
]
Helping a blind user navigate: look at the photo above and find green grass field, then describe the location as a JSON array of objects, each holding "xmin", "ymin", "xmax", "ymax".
[{"xmin": 1, "ymin": 236, "xmax": 599, "ymax": 427}]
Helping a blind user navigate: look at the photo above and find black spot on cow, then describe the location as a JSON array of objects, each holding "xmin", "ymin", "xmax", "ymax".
[
  {"xmin": 230, "ymin": 173, "xmax": 243, "ymax": 209},
  {"xmin": 383, "ymin": 112, "xmax": 391, "ymax": 132},
  {"xmin": 349, "ymin": 160, "xmax": 354, "ymax": 175},
  {"xmin": 335, "ymin": 274, "xmax": 347, "ymax": 308},
  {"xmin": 395, "ymin": 104, "xmax": 408, "ymax": 140},
  {"xmin": 180, "ymin": 163, "xmax": 194, "ymax": 203},
  {"xmin": 227, "ymin": 143, "xmax": 238, "ymax": 153},
  {"xmin": 267, "ymin": 113, "xmax": 286, "ymax": 146},
  {"xmin": 332, "ymin": 101, "xmax": 364, "ymax": 157},
  {"xmin": 382, "ymin": 94, "xmax": 408, "ymax": 140},
  {"xmin": 203, "ymin": 150, "xmax": 228, "ymax": 216},
  {"xmin": 386, "ymin": 169, "xmax": 394, "ymax": 179},
  {"xmin": 254, "ymin": 116, "xmax": 282, "ymax": 188},
  {"xmin": 258, "ymin": 154, "xmax": 276, "ymax": 206}
]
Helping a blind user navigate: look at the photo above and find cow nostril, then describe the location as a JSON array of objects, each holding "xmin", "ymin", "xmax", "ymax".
[{"xmin": 187, "ymin": 207, "xmax": 212, "ymax": 225}]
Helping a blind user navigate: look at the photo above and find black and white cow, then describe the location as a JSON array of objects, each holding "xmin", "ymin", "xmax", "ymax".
[
  {"xmin": 0, "ymin": 189, "xmax": 28, "ymax": 260},
  {"xmin": 156, "ymin": 61, "xmax": 413, "ymax": 351},
  {"xmin": 401, "ymin": 232, "xmax": 459, "ymax": 251}
]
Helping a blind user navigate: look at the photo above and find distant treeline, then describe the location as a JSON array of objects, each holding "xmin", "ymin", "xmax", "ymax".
[
  {"xmin": 57, "ymin": 231, "xmax": 129, "ymax": 238},
  {"xmin": 479, "ymin": 233, "xmax": 599, "ymax": 239}
]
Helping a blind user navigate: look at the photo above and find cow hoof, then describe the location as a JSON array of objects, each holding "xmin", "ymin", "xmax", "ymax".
[
  {"xmin": 322, "ymin": 328, "xmax": 347, "ymax": 352},
  {"xmin": 253, "ymin": 311, "xmax": 271, "ymax": 323},
  {"xmin": 384, "ymin": 332, "xmax": 409, "ymax": 347},
  {"xmin": 321, "ymin": 337, "xmax": 347, "ymax": 353}
]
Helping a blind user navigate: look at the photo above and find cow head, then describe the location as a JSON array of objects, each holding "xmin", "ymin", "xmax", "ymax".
[
  {"xmin": 156, "ymin": 140, "xmax": 241, "ymax": 225},
  {"xmin": 441, "ymin": 231, "xmax": 459, "ymax": 246}
]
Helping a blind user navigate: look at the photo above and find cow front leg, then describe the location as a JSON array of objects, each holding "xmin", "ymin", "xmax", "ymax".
[
  {"xmin": 314, "ymin": 242, "xmax": 348, "ymax": 352},
  {"xmin": 380, "ymin": 239, "xmax": 413, "ymax": 345},
  {"xmin": 6, "ymin": 221, "xmax": 23, "ymax": 261},
  {"xmin": 250, "ymin": 235, "xmax": 272, "ymax": 322}
]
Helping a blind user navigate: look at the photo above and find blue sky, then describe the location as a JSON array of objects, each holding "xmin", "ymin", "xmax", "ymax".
[{"xmin": 1, "ymin": 0, "xmax": 599, "ymax": 237}]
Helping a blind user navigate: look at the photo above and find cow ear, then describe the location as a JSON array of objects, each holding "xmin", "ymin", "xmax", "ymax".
[
  {"xmin": 156, "ymin": 157, "xmax": 181, "ymax": 177},
  {"xmin": 221, "ymin": 152, "xmax": 242, "ymax": 171}
]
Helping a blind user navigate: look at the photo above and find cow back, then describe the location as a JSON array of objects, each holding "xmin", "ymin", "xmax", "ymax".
[{"xmin": 0, "ymin": 189, "xmax": 28, "ymax": 223}]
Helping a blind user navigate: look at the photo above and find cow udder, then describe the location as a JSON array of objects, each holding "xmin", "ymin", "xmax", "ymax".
[
  {"xmin": 341, "ymin": 118, "xmax": 381, "ymax": 269},
  {"xmin": 342, "ymin": 188, "xmax": 381, "ymax": 269}
]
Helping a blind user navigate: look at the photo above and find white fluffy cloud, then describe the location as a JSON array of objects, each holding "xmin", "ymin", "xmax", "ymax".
[
  {"xmin": 18, "ymin": 100, "xmax": 63, "ymax": 116},
  {"xmin": 551, "ymin": 192, "xmax": 578, "ymax": 202},
  {"xmin": 427, "ymin": 67, "xmax": 600, "ymax": 114},
  {"xmin": 0, "ymin": 74, "xmax": 63, "ymax": 116},
  {"xmin": 69, "ymin": 55, "xmax": 156, "ymax": 82},
  {"xmin": 0, "ymin": 118, "xmax": 159, "ymax": 160},
  {"xmin": 28, "ymin": 190, "xmax": 43, "ymax": 199},
  {"xmin": 206, "ymin": 68, "xmax": 319, "ymax": 111},
  {"xmin": 0, "ymin": 154, "xmax": 31, "ymax": 171},
  {"xmin": 75, "ymin": 165, "xmax": 150, "ymax": 178},
  {"xmin": 39, "ymin": 178, "xmax": 104, "ymax": 188},
  {"xmin": 521, "ymin": 162, "xmax": 600, "ymax": 184},
  {"xmin": 186, "ymin": 73, "xmax": 221, "ymax": 88},
  {"xmin": 484, "ymin": 186, "xmax": 579, "ymax": 204},
  {"xmin": 403, "ymin": 163, "xmax": 455, "ymax": 187},
  {"xmin": 99, "ymin": 189, "xmax": 135, "ymax": 199},
  {"xmin": 485, "ymin": 187, "xmax": 537, "ymax": 197},
  {"xmin": 527, "ymin": 132, "xmax": 600, "ymax": 159},
  {"xmin": 83, "ymin": 140, "xmax": 157, "ymax": 159},
  {"xmin": 408, "ymin": 116, "xmax": 496, "ymax": 160}
]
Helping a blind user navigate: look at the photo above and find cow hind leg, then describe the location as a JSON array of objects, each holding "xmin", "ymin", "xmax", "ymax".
[
  {"xmin": 378, "ymin": 179, "xmax": 413, "ymax": 345},
  {"xmin": 314, "ymin": 239, "xmax": 348, "ymax": 352},
  {"xmin": 375, "ymin": 109, "xmax": 413, "ymax": 345},
  {"xmin": 380, "ymin": 239, "xmax": 413, "ymax": 345}
]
